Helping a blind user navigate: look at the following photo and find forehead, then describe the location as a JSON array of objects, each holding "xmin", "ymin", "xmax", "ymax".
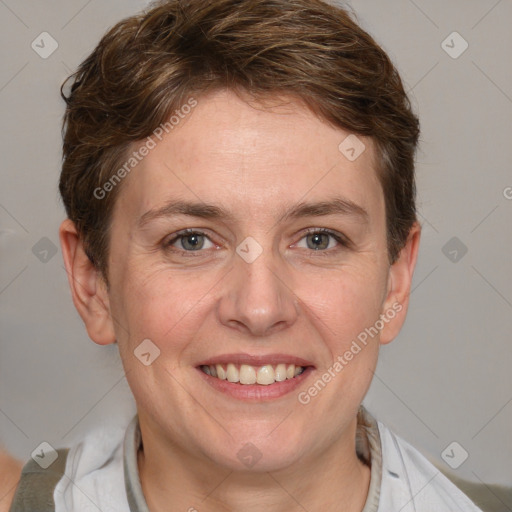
[{"xmin": 114, "ymin": 89, "xmax": 384, "ymax": 227}]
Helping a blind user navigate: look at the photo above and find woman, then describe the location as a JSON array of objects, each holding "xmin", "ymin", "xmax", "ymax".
[{"xmin": 9, "ymin": 0, "xmax": 485, "ymax": 510}]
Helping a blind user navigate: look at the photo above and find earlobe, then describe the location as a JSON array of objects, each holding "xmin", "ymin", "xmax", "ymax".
[
  {"xmin": 59, "ymin": 219, "xmax": 116, "ymax": 345},
  {"xmin": 379, "ymin": 221, "xmax": 421, "ymax": 345}
]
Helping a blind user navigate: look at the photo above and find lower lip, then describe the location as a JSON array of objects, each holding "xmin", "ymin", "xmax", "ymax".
[{"xmin": 196, "ymin": 366, "xmax": 314, "ymax": 401}]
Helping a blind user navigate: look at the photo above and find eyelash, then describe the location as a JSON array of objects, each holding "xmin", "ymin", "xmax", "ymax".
[{"xmin": 164, "ymin": 228, "xmax": 350, "ymax": 256}]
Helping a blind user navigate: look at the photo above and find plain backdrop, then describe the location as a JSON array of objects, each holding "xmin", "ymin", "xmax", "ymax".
[{"xmin": 0, "ymin": 0, "xmax": 511, "ymax": 488}]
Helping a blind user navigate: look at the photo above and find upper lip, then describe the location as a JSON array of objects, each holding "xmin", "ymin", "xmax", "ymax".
[{"xmin": 196, "ymin": 353, "xmax": 315, "ymax": 367}]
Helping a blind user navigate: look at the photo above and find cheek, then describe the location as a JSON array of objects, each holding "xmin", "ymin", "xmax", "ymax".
[
  {"xmin": 296, "ymin": 265, "xmax": 386, "ymax": 351},
  {"xmin": 110, "ymin": 267, "xmax": 217, "ymax": 353},
  {"xmin": 294, "ymin": 268, "xmax": 384, "ymax": 417}
]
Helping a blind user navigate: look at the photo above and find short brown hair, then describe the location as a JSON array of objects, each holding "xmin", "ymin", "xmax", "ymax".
[{"xmin": 60, "ymin": 0, "xmax": 420, "ymax": 277}]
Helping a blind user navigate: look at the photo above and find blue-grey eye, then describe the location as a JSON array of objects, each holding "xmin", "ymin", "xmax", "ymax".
[
  {"xmin": 169, "ymin": 232, "xmax": 214, "ymax": 251},
  {"xmin": 307, "ymin": 232, "xmax": 329, "ymax": 250},
  {"xmin": 181, "ymin": 233, "xmax": 204, "ymax": 250},
  {"xmin": 297, "ymin": 231, "xmax": 340, "ymax": 251}
]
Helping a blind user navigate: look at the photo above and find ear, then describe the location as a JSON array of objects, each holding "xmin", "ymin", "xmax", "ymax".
[
  {"xmin": 379, "ymin": 221, "xmax": 421, "ymax": 345},
  {"xmin": 59, "ymin": 219, "xmax": 116, "ymax": 345}
]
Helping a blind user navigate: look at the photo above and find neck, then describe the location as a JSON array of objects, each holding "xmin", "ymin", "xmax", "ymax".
[{"xmin": 137, "ymin": 418, "xmax": 371, "ymax": 512}]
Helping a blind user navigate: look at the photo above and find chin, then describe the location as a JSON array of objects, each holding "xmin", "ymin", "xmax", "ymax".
[{"xmin": 199, "ymin": 425, "xmax": 309, "ymax": 473}]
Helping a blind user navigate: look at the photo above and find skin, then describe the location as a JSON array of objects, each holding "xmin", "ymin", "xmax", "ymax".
[
  {"xmin": 60, "ymin": 89, "xmax": 421, "ymax": 512},
  {"xmin": 0, "ymin": 449, "xmax": 22, "ymax": 512}
]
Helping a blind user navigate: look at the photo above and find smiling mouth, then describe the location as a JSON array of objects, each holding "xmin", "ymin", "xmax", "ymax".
[{"xmin": 199, "ymin": 363, "xmax": 306, "ymax": 385}]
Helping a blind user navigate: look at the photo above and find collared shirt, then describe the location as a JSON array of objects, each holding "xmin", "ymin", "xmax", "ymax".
[
  {"xmin": 47, "ymin": 405, "xmax": 482, "ymax": 511},
  {"xmin": 123, "ymin": 406, "xmax": 382, "ymax": 512}
]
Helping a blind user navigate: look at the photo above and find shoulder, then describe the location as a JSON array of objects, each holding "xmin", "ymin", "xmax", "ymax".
[
  {"xmin": 2, "ymin": 447, "xmax": 69, "ymax": 512},
  {"xmin": 51, "ymin": 419, "xmax": 134, "ymax": 511},
  {"xmin": 1, "ymin": 416, "xmax": 134, "ymax": 512},
  {"xmin": 0, "ymin": 450, "xmax": 23, "ymax": 512},
  {"xmin": 376, "ymin": 421, "xmax": 484, "ymax": 511}
]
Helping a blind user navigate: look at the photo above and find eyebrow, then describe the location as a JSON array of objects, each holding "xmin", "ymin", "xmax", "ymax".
[{"xmin": 138, "ymin": 196, "xmax": 369, "ymax": 228}]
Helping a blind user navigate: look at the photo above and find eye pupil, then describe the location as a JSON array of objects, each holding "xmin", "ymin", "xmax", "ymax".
[
  {"xmin": 307, "ymin": 233, "xmax": 329, "ymax": 250},
  {"xmin": 182, "ymin": 234, "xmax": 204, "ymax": 250}
]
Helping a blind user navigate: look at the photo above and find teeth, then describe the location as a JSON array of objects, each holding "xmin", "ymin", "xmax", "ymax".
[
  {"xmin": 226, "ymin": 363, "xmax": 239, "ymax": 383},
  {"xmin": 275, "ymin": 363, "xmax": 287, "ymax": 382},
  {"xmin": 257, "ymin": 365, "xmax": 275, "ymax": 385},
  {"xmin": 202, "ymin": 363, "xmax": 306, "ymax": 385},
  {"xmin": 216, "ymin": 364, "xmax": 226, "ymax": 380},
  {"xmin": 240, "ymin": 364, "xmax": 256, "ymax": 384}
]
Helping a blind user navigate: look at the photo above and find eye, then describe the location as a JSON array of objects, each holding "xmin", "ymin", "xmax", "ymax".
[
  {"xmin": 164, "ymin": 228, "xmax": 349, "ymax": 255},
  {"xmin": 295, "ymin": 229, "xmax": 347, "ymax": 251},
  {"xmin": 166, "ymin": 230, "xmax": 215, "ymax": 252}
]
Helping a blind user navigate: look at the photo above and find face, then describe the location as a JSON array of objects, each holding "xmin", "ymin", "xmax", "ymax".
[{"xmin": 69, "ymin": 89, "xmax": 418, "ymax": 472}]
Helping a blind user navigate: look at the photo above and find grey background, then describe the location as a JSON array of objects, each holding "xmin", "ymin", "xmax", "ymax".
[{"xmin": 0, "ymin": 0, "xmax": 511, "ymax": 490}]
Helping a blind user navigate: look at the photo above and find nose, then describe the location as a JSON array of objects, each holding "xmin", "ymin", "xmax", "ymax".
[{"xmin": 216, "ymin": 248, "xmax": 299, "ymax": 337}]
